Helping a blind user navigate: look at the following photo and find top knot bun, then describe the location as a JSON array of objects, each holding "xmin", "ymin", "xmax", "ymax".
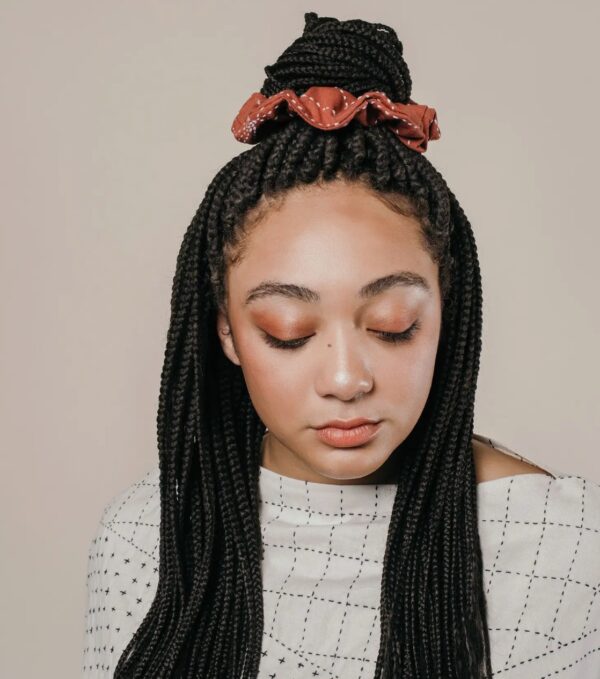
[{"xmin": 260, "ymin": 11, "xmax": 413, "ymax": 104}]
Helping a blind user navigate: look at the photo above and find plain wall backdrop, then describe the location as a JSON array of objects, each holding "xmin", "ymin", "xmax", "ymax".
[{"xmin": 1, "ymin": 1, "xmax": 599, "ymax": 676}]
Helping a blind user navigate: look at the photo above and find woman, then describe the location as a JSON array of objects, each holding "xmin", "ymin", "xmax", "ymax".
[{"xmin": 82, "ymin": 12, "xmax": 600, "ymax": 678}]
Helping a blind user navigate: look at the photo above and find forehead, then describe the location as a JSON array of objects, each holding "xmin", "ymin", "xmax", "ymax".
[
  {"xmin": 226, "ymin": 180, "xmax": 437, "ymax": 300},
  {"xmin": 240, "ymin": 181, "xmax": 427, "ymax": 254}
]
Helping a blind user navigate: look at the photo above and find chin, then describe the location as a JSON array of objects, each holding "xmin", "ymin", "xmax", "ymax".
[{"xmin": 313, "ymin": 449, "xmax": 389, "ymax": 481}]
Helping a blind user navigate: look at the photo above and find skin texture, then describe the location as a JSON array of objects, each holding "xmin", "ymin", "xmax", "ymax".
[{"xmin": 216, "ymin": 179, "xmax": 552, "ymax": 485}]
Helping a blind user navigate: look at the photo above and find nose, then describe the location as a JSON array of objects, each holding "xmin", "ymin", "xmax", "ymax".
[{"xmin": 314, "ymin": 327, "xmax": 374, "ymax": 401}]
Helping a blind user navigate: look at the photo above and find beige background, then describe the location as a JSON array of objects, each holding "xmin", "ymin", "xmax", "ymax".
[{"xmin": 1, "ymin": 1, "xmax": 599, "ymax": 676}]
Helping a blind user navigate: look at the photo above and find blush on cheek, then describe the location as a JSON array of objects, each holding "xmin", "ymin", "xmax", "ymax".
[
  {"xmin": 241, "ymin": 366, "xmax": 302, "ymax": 436},
  {"xmin": 239, "ymin": 349, "xmax": 291, "ymax": 401},
  {"xmin": 379, "ymin": 337, "xmax": 437, "ymax": 395},
  {"xmin": 408, "ymin": 346, "xmax": 438, "ymax": 396}
]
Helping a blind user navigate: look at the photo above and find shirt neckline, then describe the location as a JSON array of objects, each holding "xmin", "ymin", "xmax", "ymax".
[
  {"xmin": 257, "ymin": 431, "xmax": 560, "ymax": 512},
  {"xmin": 258, "ymin": 463, "xmax": 398, "ymax": 517}
]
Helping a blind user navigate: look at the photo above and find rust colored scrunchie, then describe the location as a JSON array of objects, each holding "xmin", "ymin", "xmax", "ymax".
[{"xmin": 231, "ymin": 85, "xmax": 441, "ymax": 153}]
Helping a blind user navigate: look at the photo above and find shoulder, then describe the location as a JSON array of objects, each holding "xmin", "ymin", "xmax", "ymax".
[
  {"xmin": 86, "ymin": 463, "xmax": 161, "ymax": 577},
  {"xmin": 474, "ymin": 433, "xmax": 600, "ymax": 598},
  {"xmin": 82, "ymin": 466, "xmax": 160, "ymax": 677},
  {"xmin": 472, "ymin": 433, "xmax": 556, "ymax": 484},
  {"xmin": 473, "ymin": 432, "xmax": 600, "ymax": 527},
  {"xmin": 475, "ymin": 456, "xmax": 600, "ymax": 672},
  {"xmin": 96, "ymin": 465, "xmax": 161, "ymax": 542},
  {"xmin": 87, "ymin": 465, "xmax": 161, "ymax": 568}
]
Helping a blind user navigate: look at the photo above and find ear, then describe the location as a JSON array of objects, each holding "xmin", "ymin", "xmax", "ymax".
[{"xmin": 216, "ymin": 307, "xmax": 242, "ymax": 366}]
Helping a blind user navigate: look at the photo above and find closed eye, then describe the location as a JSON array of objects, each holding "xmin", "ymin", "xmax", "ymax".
[{"xmin": 261, "ymin": 320, "xmax": 421, "ymax": 350}]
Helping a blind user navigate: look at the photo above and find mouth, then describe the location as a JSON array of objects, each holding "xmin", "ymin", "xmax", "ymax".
[
  {"xmin": 314, "ymin": 421, "xmax": 382, "ymax": 448},
  {"xmin": 316, "ymin": 418, "xmax": 381, "ymax": 430}
]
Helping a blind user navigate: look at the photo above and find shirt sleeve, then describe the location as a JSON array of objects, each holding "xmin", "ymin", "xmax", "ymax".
[
  {"xmin": 82, "ymin": 468, "xmax": 160, "ymax": 678},
  {"xmin": 479, "ymin": 472, "xmax": 600, "ymax": 678},
  {"xmin": 82, "ymin": 503, "xmax": 115, "ymax": 678}
]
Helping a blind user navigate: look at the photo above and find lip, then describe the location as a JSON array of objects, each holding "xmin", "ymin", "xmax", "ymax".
[
  {"xmin": 314, "ymin": 420, "xmax": 382, "ymax": 448},
  {"xmin": 316, "ymin": 418, "xmax": 380, "ymax": 430}
]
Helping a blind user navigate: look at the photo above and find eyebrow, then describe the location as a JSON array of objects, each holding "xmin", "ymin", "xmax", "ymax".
[{"xmin": 243, "ymin": 270, "xmax": 432, "ymax": 306}]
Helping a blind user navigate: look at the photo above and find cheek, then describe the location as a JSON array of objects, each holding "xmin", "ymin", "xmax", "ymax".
[
  {"xmin": 234, "ymin": 332, "xmax": 307, "ymax": 422},
  {"xmin": 377, "ymin": 334, "xmax": 439, "ymax": 406}
]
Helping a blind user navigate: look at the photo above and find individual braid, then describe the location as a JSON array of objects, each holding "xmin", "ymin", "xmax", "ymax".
[{"xmin": 114, "ymin": 11, "xmax": 492, "ymax": 678}]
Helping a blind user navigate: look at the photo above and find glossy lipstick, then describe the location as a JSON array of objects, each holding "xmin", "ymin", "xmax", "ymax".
[{"xmin": 314, "ymin": 419, "xmax": 382, "ymax": 448}]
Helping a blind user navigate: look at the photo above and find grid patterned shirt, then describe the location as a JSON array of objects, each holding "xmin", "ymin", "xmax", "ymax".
[{"xmin": 82, "ymin": 434, "xmax": 600, "ymax": 677}]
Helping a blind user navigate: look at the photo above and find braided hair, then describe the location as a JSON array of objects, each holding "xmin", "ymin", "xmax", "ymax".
[{"xmin": 114, "ymin": 11, "xmax": 492, "ymax": 678}]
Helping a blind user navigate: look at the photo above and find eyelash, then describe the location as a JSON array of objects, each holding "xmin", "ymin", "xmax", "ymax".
[{"xmin": 261, "ymin": 320, "xmax": 421, "ymax": 351}]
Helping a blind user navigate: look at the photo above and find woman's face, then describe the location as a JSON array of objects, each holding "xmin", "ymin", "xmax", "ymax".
[{"xmin": 216, "ymin": 179, "xmax": 442, "ymax": 484}]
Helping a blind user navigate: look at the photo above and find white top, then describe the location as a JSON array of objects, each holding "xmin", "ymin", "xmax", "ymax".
[{"xmin": 82, "ymin": 434, "xmax": 600, "ymax": 678}]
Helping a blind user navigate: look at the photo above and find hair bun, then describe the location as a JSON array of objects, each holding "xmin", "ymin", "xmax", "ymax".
[
  {"xmin": 260, "ymin": 12, "xmax": 413, "ymax": 104},
  {"xmin": 302, "ymin": 11, "xmax": 339, "ymax": 35}
]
